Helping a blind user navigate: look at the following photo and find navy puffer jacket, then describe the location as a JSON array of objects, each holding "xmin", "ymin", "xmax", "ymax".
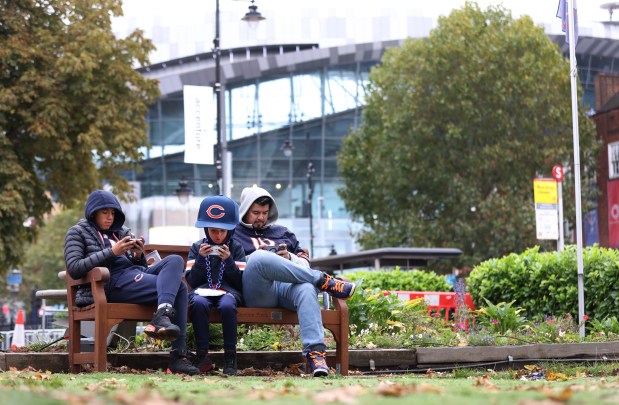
[
  {"xmin": 64, "ymin": 190, "xmax": 146, "ymax": 280},
  {"xmin": 185, "ymin": 238, "xmax": 246, "ymax": 304}
]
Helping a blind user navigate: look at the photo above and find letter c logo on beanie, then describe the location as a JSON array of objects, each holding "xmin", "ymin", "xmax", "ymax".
[{"xmin": 206, "ymin": 204, "xmax": 225, "ymax": 219}]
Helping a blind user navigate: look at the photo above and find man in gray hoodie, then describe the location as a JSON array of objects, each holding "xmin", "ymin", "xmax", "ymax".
[{"xmin": 234, "ymin": 186, "xmax": 355, "ymax": 377}]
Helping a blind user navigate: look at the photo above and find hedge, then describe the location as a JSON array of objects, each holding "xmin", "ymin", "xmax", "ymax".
[
  {"xmin": 347, "ymin": 268, "xmax": 452, "ymax": 292},
  {"xmin": 467, "ymin": 245, "xmax": 619, "ymax": 320}
]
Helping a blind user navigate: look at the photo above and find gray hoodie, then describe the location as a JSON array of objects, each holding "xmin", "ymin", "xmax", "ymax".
[
  {"xmin": 235, "ymin": 186, "xmax": 310, "ymax": 267},
  {"xmin": 238, "ymin": 186, "xmax": 280, "ymax": 228}
]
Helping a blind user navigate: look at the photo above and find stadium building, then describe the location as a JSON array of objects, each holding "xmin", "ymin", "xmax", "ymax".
[{"xmin": 114, "ymin": 1, "xmax": 619, "ymax": 256}]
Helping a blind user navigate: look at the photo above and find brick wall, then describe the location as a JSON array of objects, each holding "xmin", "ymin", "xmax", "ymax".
[{"xmin": 593, "ymin": 73, "xmax": 619, "ymax": 247}]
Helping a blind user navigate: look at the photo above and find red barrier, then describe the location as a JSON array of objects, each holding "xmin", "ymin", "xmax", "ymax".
[{"xmin": 385, "ymin": 291, "xmax": 476, "ymax": 322}]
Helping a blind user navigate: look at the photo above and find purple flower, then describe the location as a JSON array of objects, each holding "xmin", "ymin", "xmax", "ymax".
[{"xmin": 492, "ymin": 319, "xmax": 499, "ymax": 325}]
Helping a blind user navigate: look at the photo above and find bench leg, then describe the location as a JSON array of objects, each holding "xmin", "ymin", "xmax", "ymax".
[
  {"xmin": 326, "ymin": 326, "xmax": 349, "ymax": 376},
  {"xmin": 68, "ymin": 316, "xmax": 82, "ymax": 373},
  {"xmin": 339, "ymin": 323, "xmax": 349, "ymax": 376}
]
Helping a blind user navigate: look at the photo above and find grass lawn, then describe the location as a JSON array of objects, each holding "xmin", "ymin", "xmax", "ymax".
[{"xmin": 2, "ymin": 366, "xmax": 619, "ymax": 405}]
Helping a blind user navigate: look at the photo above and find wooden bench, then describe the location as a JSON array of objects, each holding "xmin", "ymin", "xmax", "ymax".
[{"xmin": 66, "ymin": 244, "xmax": 350, "ymax": 375}]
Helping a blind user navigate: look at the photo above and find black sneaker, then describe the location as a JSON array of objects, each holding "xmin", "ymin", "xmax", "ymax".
[
  {"xmin": 223, "ymin": 349, "xmax": 237, "ymax": 376},
  {"xmin": 319, "ymin": 274, "xmax": 356, "ymax": 300},
  {"xmin": 144, "ymin": 306, "xmax": 180, "ymax": 341},
  {"xmin": 192, "ymin": 350, "xmax": 214, "ymax": 374},
  {"xmin": 167, "ymin": 349, "xmax": 200, "ymax": 375},
  {"xmin": 306, "ymin": 351, "xmax": 329, "ymax": 377}
]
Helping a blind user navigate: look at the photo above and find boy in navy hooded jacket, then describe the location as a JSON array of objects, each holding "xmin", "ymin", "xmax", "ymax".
[
  {"xmin": 186, "ymin": 195, "xmax": 245, "ymax": 375},
  {"xmin": 63, "ymin": 189, "xmax": 199, "ymax": 375}
]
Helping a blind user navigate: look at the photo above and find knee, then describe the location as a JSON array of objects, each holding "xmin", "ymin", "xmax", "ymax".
[
  {"xmin": 247, "ymin": 249, "xmax": 268, "ymax": 266},
  {"xmin": 190, "ymin": 297, "xmax": 211, "ymax": 312},
  {"xmin": 220, "ymin": 300, "xmax": 237, "ymax": 315},
  {"xmin": 165, "ymin": 255, "xmax": 185, "ymax": 272},
  {"xmin": 296, "ymin": 284, "xmax": 319, "ymax": 303}
]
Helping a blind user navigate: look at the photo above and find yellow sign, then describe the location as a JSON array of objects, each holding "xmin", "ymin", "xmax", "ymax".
[{"xmin": 533, "ymin": 179, "xmax": 558, "ymax": 204}]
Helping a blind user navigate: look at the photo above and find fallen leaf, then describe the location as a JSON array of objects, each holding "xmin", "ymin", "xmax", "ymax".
[
  {"xmin": 417, "ymin": 383, "xmax": 444, "ymax": 394},
  {"xmin": 546, "ymin": 372, "xmax": 569, "ymax": 382},
  {"xmin": 111, "ymin": 388, "xmax": 177, "ymax": 405},
  {"xmin": 286, "ymin": 363, "xmax": 304, "ymax": 376},
  {"xmin": 313, "ymin": 385, "xmax": 365, "ymax": 404},
  {"xmin": 247, "ymin": 387, "xmax": 280, "ymax": 401},
  {"xmin": 472, "ymin": 376, "xmax": 500, "ymax": 392},
  {"xmin": 543, "ymin": 387, "xmax": 574, "ymax": 402}
]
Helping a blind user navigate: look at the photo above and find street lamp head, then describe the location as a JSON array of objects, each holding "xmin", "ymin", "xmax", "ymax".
[
  {"xmin": 242, "ymin": 0, "xmax": 265, "ymax": 29},
  {"xmin": 281, "ymin": 139, "xmax": 294, "ymax": 157},
  {"xmin": 176, "ymin": 177, "xmax": 194, "ymax": 205}
]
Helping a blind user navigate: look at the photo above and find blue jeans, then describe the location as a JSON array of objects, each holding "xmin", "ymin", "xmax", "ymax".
[{"xmin": 242, "ymin": 249, "xmax": 325, "ymax": 355}]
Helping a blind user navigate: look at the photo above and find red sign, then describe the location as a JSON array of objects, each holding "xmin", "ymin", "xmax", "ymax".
[{"xmin": 552, "ymin": 165, "xmax": 564, "ymax": 182}]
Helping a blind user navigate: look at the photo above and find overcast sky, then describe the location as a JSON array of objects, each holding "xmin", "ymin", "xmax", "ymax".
[{"xmin": 113, "ymin": 1, "xmax": 614, "ymax": 63}]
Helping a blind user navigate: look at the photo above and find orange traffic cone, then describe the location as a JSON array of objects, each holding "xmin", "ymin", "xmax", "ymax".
[{"xmin": 11, "ymin": 309, "xmax": 25, "ymax": 350}]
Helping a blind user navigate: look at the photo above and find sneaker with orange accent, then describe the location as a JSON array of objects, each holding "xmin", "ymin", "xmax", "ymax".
[
  {"xmin": 306, "ymin": 351, "xmax": 329, "ymax": 377},
  {"xmin": 319, "ymin": 274, "xmax": 356, "ymax": 300}
]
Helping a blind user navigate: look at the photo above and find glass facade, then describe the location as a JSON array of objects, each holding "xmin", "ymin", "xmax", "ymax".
[
  {"xmin": 126, "ymin": 46, "xmax": 374, "ymax": 257},
  {"xmin": 124, "ymin": 37, "xmax": 619, "ymax": 257},
  {"xmin": 578, "ymin": 53, "xmax": 618, "ymax": 110}
]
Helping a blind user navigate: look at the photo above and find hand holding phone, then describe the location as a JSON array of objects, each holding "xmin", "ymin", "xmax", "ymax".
[
  {"xmin": 264, "ymin": 244, "xmax": 286, "ymax": 253},
  {"xmin": 208, "ymin": 245, "xmax": 222, "ymax": 256},
  {"xmin": 128, "ymin": 235, "xmax": 144, "ymax": 258}
]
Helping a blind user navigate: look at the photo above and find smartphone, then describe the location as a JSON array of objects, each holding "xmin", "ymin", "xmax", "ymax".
[{"xmin": 208, "ymin": 245, "xmax": 222, "ymax": 256}]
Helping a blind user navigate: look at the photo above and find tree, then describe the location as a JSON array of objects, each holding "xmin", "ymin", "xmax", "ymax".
[
  {"xmin": 12, "ymin": 207, "xmax": 81, "ymax": 313},
  {"xmin": 0, "ymin": 0, "xmax": 159, "ymax": 273},
  {"xmin": 337, "ymin": 2, "xmax": 598, "ymax": 267}
]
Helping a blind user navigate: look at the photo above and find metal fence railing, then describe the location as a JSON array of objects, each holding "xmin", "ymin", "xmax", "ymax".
[{"xmin": 1, "ymin": 328, "xmax": 66, "ymax": 351}]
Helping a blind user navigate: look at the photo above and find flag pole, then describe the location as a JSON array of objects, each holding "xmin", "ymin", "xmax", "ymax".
[{"xmin": 566, "ymin": 0, "xmax": 585, "ymax": 338}]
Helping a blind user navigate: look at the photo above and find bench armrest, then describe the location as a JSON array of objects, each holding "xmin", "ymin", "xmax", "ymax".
[
  {"xmin": 331, "ymin": 297, "xmax": 348, "ymax": 315},
  {"xmin": 66, "ymin": 267, "xmax": 110, "ymax": 308},
  {"xmin": 65, "ymin": 267, "xmax": 110, "ymax": 287}
]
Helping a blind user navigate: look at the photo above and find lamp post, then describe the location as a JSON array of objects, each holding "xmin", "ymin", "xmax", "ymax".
[
  {"xmin": 175, "ymin": 177, "xmax": 194, "ymax": 226},
  {"xmin": 306, "ymin": 162, "xmax": 315, "ymax": 257},
  {"xmin": 281, "ymin": 139, "xmax": 294, "ymax": 219},
  {"xmin": 214, "ymin": 0, "xmax": 265, "ymax": 195},
  {"xmin": 175, "ymin": 177, "xmax": 194, "ymax": 205}
]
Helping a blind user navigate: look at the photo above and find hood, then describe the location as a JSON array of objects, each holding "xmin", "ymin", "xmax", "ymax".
[
  {"xmin": 84, "ymin": 189, "xmax": 125, "ymax": 231},
  {"xmin": 238, "ymin": 185, "xmax": 279, "ymax": 228}
]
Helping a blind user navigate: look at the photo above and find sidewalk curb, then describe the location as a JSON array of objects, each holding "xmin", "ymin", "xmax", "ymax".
[
  {"xmin": 0, "ymin": 349, "xmax": 417, "ymax": 373},
  {"xmin": 5, "ymin": 342, "xmax": 616, "ymax": 374}
]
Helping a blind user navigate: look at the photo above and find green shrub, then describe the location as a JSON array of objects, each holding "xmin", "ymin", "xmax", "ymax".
[
  {"xmin": 589, "ymin": 316, "xmax": 619, "ymax": 335},
  {"xmin": 347, "ymin": 268, "xmax": 452, "ymax": 291},
  {"xmin": 346, "ymin": 284, "xmax": 404, "ymax": 331},
  {"xmin": 346, "ymin": 283, "xmax": 458, "ymax": 348},
  {"xmin": 467, "ymin": 245, "xmax": 619, "ymax": 321},
  {"xmin": 475, "ymin": 298, "xmax": 529, "ymax": 334}
]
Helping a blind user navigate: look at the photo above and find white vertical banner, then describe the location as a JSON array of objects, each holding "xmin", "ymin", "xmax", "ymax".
[{"xmin": 183, "ymin": 85, "xmax": 215, "ymax": 164}]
